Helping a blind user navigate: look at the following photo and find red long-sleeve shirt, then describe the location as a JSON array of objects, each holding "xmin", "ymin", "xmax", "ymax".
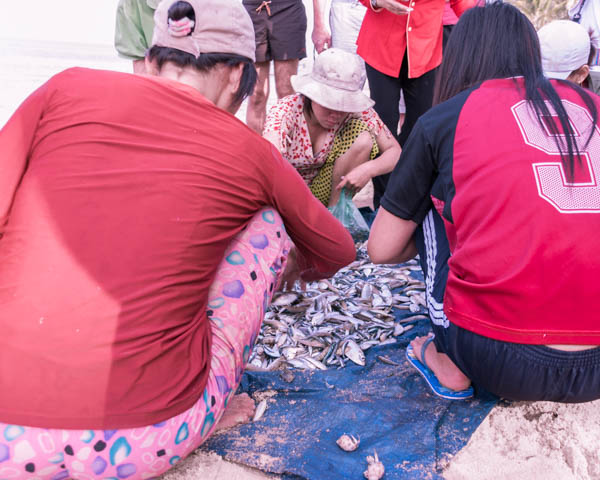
[
  {"xmin": 357, "ymin": 0, "xmax": 476, "ymax": 78},
  {"xmin": 0, "ymin": 68, "xmax": 355, "ymax": 429}
]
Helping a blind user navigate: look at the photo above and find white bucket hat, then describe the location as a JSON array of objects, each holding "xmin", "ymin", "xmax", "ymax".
[
  {"xmin": 291, "ymin": 48, "xmax": 375, "ymax": 113},
  {"xmin": 538, "ymin": 20, "xmax": 590, "ymax": 80}
]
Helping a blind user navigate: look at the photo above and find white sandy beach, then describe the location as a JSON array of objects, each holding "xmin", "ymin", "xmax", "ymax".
[{"xmin": 155, "ymin": 397, "xmax": 600, "ymax": 480}]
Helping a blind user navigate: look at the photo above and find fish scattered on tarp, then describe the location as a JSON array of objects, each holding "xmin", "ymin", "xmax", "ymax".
[{"xmin": 248, "ymin": 245, "xmax": 425, "ymax": 371}]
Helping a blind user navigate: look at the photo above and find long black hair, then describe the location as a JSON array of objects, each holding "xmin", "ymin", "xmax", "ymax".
[
  {"xmin": 147, "ymin": 1, "xmax": 257, "ymax": 106},
  {"xmin": 434, "ymin": 1, "xmax": 598, "ymax": 182}
]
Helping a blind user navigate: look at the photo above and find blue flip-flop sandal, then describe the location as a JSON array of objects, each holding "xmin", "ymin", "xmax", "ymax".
[{"xmin": 406, "ymin": 335, "xmax": 474, "ymax": 400}]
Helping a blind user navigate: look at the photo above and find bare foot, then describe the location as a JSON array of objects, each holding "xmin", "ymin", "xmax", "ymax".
[
  {"xmin": 410, "ymin": 335, "xmax": 471, "ymax": 391},
  {"xmin": 214, "ymin": 393, "xmax": 256, "ymax": 432}
]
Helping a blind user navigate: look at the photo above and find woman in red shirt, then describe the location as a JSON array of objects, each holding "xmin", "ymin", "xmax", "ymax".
[
  {"xmin": 0, "ymin": 0, "xmax": 355, "ymax": 477},
  {"xmin": 369, "ymin": 2, "xmax": 600, "ymax": 402}
]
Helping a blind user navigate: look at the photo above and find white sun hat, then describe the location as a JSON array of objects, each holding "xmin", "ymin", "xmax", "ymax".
[
  {"xmin": 291, "ymin": 48, "xmax": 375, "ymax": 113},
  {"xmin": 538, "ymin": 20, "xmax": 591, "ymax": 80}
]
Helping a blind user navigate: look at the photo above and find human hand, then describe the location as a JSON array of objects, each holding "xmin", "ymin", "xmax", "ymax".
[
  {"xmin": 336, "ymin": 162, "xmax": 374, "ymax": 194},
  {"xmin": 377, "ymin": 0, "xmax": 413, "ymax": 15},
  {"xmin": 279, "ymin": 247, "xmax": 307, "ymax": 291},
  {"xmin": 312, "ymin": 26, "xmax": 331, "ymax": 54}
]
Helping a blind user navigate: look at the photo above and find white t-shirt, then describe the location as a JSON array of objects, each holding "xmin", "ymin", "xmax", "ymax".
[{"xmin": 569, "ymin": 0, "xmax": 600, "ymax": 49}]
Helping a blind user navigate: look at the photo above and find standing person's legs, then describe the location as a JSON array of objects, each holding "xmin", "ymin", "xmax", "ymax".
[
  {"xmin": 244, "ymin": 0, "xmax": 273, "ymax": 133},
  {"xmin": 270, "ymin": 0, "xmax": 307, "ymax": 100},
  {"xmin": 365, "ymin": 62, "xmax": 402, "ymax": 208},
  {"xmin": 397, "ymin": 57, "xmax": 437, "ymax": 148},
  {"xmin": 246, "ymin": 61, "xmax": 271, "ymax": 134},
  {"xmin": 330, "ymin": 0, "xmax": 366, "ymax": 54},
  {"xmin": 0, "ymin": 209, "xmax": 291, "ymax": 480},
  {"xmin": 365, "ymin": 63, "xmax": 402, "ymax": 143},
  {"xmin": 273, "ymin": 60, "xmax": 299, "ymax": 99},
  {"xmin": 329, "ymin": 0, "xmax": 368, "ymax": 96}
]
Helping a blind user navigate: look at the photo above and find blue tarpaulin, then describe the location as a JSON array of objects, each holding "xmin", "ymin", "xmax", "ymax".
[{"xmin": 203, "ymin": 318, "xmax": 498, "ymax": 479}]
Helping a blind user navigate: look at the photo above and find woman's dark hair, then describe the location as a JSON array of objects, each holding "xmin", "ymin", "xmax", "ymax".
[
  {"xmin": 434, "ymin": 1, "xmax": 598, "ymax": 182},
  {"xmin": 303, "ymin": 96, "xmax": 314, "ymax": 118},
  {"xmin": 168, "ymin": 1, "xmax": 196, "ymax": 32},
  {"xmin": 147, "ymin": 1, "xmax": 257, "ymax": 105}
]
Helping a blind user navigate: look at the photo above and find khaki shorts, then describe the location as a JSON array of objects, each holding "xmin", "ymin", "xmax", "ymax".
[{"xmin": 243, "ymin": 0, "xmax": 307, "ymax": 62}]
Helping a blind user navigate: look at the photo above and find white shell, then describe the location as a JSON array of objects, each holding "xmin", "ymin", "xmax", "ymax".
[
  {"xmin": 364, "ymin": 451, "xmax": 385, "ymax": 480},
  {"xmin": 336, "ymin": 434, "xmax": 360, "ymax": 452}
]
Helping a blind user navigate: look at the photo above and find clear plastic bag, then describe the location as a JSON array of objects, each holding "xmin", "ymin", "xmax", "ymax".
[{"xmin": 328, "ymin": 188, "xmax": 370, "ymax": 243}]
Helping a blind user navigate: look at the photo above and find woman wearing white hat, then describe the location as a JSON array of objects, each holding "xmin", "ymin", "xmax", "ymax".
[{"xmin": 263, "ymin": 48, "xmax": 401, "ymax": 207}]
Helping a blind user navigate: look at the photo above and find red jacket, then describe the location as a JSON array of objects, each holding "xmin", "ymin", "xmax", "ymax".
[{"xmin": 357, "ymin": 0, "xmax": 476, "ymax": 78}]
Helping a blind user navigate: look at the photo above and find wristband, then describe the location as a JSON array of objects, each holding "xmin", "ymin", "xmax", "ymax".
[{"xmin": 370, "ymin": 0, "xmax": 382, "ymax": 11}]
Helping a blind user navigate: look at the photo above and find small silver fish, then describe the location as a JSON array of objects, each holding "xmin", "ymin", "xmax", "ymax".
[
  {"xmin": 271, "ymin": 292, "xmax": 300, "ymax": 307},
  {"xmin": 343, "ymin": 339, "xmax": 366, "ymax": 366},
  {"xmin": 253, "ymin": 399, "xmax": 267, "ymax": 422}
]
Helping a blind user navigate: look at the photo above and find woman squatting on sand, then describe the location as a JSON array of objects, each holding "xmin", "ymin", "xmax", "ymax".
[{"xmin": 369, "ymin": 1, "xmax": 600, "ymax": 402}]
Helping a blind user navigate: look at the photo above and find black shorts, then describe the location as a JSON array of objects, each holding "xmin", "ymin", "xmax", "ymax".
[
  {"xmin": 243, "ymin": 0, "xmax": 307, "ymax": 62},
  {"xmin": 432, "ymin": 322, "xmax": 600, "ymax": 403}
]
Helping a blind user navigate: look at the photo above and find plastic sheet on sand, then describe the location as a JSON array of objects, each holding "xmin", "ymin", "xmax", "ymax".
[{"xmin": 202, "ymin": 316, "xmax": 498, "ymax": 479}]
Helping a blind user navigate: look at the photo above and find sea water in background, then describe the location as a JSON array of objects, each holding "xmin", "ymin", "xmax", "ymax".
[
  {"xmin": 0, "ymin": 37, "xmax": 314, "ymax": 129},
  {"xmin": 0, "ymin": 0, "xmax": 316, "ymax": 129},
  {"xmin": 0, "ymin": 38, "xmax": 129, "ymax": 127}
]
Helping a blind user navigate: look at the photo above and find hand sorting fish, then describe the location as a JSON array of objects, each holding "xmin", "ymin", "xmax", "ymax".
[{"xmin": 247, "ymin": 246, "xmax": 425, "ymax": 372}]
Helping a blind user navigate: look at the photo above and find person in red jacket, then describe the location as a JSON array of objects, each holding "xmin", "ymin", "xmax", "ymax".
[
  {"xmin": 356, "ymin": 0, "xmax": 475, "ymax": 208},
  {"xmin": 369, "ymin": 2, "xmax": 600, "ymax": 402},
  {"xmin": 0, "ymin": 0, "xmax": 355, "ymax": 477}
]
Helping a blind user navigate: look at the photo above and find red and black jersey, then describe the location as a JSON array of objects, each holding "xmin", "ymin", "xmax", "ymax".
[{"xmin": 382, "ymin": 78, "xmax": 600, "ymax": 344}]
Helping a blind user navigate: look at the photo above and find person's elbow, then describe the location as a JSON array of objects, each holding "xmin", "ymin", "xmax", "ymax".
[
  {"xmin": 340, "ymin": 233, "xmax": 357, "ymax": 266},
  {"xmin": 367, "ymin": 241, "xmax": 395, "ymax": 264},
  {"xmin": 368, "ymin": 241, "xmax": 414, "ymax": 264},
  {"xmin": 331, "ymin": 229, "xmax": 357, "ymax": 270},
  {"xmin": 377, "ymin": 139, "xmax": 402, "ymax": 175},
  {"xmin": 386, "ymin": 144, "xmax": 402, "ymax": 172},
  {"xmin": 308, "ymin": 231, "xmax": 356, "ymax": 280},
  {"xmin": 367, "ymin": 225, "xmax": 416, "ymax": 264},
  {"xmin": 368, "ymin": 206, "xmax": 418, "ymax": 264}
]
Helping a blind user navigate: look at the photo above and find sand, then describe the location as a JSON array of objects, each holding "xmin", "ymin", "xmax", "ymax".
[
  {"xmin": 159, "ymin": 398, "xmax": 600, "ymax": 479},
  {"xmin": 444, "ymin": 399, "xmax": 600, "ymax": 480},
  {"xmin": 160, "ymin": 450, "xmax": 276, "ymax": 480}
]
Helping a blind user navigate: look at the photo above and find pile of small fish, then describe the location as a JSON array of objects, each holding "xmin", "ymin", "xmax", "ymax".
[{"xmin": 248, "ymin": 246, "xmax": 427, "ymax": 371}]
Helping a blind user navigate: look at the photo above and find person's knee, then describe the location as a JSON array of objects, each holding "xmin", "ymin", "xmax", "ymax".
[
  {"xmin": 274, "ymin": 61, "xmax": 298, "ymax": 98},
  {"xmin": 275, "ymin": 79, "xmax": 294, "ymax": 98},
  {"xmin": 249, "ymin": 84, "xmax": 269, "ymax": 107},
  {"xmin": 355, "ymin": 130, "xmax": 374, "ymax": 150},
  {"xmin": 348, "ymin": 131, "xmax": 373, "ymax": 158},
  {"xmin": 249, "ymin": 63, "xmax": 271, "ymax": 107}
]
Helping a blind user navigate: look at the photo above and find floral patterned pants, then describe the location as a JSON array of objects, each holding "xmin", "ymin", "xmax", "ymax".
[{"xmin": 0, "ymin": 208, "xmax": 290, "ymax": 479}]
